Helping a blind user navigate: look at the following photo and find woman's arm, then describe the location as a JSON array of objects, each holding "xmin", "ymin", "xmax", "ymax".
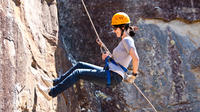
[
  {"xmin": 129, "ymin": 47, "xmax": 139, "ymax": 74},
  {"xmin": 125, "ymin": 47, "xmax": 139, "ymax": 83}
]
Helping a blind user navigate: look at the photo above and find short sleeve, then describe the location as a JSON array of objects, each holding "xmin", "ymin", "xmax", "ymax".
[{"xmin": 122, "ymin": 37, "xmax": 136, "ymax": 53}]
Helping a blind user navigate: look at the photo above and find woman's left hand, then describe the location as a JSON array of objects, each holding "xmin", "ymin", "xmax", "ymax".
[{"xmin": 124, "ymin": 75, "xmax": 136, "ymax": 83}]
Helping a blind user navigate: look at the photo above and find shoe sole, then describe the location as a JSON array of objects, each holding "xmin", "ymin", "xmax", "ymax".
[
  {"xmin": 41, "ymin": 76, "xmax": 53, "ymax": 87},
  {"xmin": 37, "ymin": 84, "xmax": 52, "ymax": 101}
]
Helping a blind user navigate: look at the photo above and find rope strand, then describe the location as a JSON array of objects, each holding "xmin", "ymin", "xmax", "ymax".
[
  {"xmin": 132, "ymin": 82, "xmax": 158, "ymax": 112},
  {"xmin": 81, "ymin": 0, "xmax": 158, "ymax": 112},
  {"xmin": 81, "ymin": 0, "xmax": 111, "ymax": 55}
]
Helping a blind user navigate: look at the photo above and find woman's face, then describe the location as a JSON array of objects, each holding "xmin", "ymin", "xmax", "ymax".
[{"xmin": 113, "ymin": 27, "xmax": 121, "ymax": 38}]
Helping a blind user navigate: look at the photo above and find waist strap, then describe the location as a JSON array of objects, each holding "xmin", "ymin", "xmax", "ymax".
[{"xmin": 104, "ymin": 56, "xmax": 128, "ymax": 86}]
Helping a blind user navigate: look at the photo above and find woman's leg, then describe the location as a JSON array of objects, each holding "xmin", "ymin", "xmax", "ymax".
[
  {"xmin": 49, "ymin": 69, "xmax": 122, "ymax": 97},
  {"xmin": 53, "ymin": 61, "xmax": 103, "ymax": 85}
]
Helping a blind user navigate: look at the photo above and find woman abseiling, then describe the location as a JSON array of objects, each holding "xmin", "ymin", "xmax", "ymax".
[{"xmin": 37, "ymin": 12, "xmax": 139, "ymax": 100}]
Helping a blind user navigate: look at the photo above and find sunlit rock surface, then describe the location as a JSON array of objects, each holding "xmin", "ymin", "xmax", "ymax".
[{"xmin": 0, "ymin": 0, "xmax": 63, "ymax": 111}]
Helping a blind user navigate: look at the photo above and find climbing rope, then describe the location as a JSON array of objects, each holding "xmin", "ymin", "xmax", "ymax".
[
  {"xmin": 132, "ymin": 82, "xmax": 158, "ymax": 112},
  {"xmin": 81, "ymin": 0, "xmax": 111, "ymax": 55},
  {"xmin": 81, "ymin": 0, "xmax": 158, "ymax": 112}
]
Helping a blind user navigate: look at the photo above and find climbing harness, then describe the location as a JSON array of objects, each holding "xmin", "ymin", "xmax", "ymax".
[
  {"xmin": 81, "ymin": 0, "xmax": 158, "ymax": 112},
  {"xmin": 104, "ymin": 56, "xmax": 128, "ymax": 86},
  {"xmin": 104, "ymin": 56, "xmax": 111, "ymax": 85}
]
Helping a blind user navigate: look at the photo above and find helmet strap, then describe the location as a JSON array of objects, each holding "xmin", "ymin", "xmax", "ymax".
[{"xmin": 120, "ymin": 27, "xmax": 124, "ymax": 39}]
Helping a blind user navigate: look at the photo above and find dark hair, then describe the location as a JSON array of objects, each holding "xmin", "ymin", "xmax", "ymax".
[
  {"xmin": 124, "ymin": 24, "xmax": 136, "ymax": 37},
  {"xmin": 113, "ymin": 24, "xmax": 136, "ymax": 37}
]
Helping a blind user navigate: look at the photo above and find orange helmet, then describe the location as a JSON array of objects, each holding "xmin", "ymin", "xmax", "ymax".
[{"xmin": 111, "ymin": 12, "xmax": 130, "ymax": 25}]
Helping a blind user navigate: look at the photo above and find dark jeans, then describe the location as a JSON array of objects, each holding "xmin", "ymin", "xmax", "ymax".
[{"xmin": 49, "ymin": 61, "xmax": 123, "ymax": 97}]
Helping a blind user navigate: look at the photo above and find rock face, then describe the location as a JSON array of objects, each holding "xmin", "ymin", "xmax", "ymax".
[
  {"xmin": 189, "ymin": 48, "xmax": 200, "ymax": 70},
  {"xmin": 57, "ymin": 0, "xmax": 200, "ymax": 112},
  {"xmin": 0, "ymin": 0, "xmax": 65, "ymax": 111},
  {"xmin": 0, "ymin": 0, "xmax": 200, "ymax": 112}
]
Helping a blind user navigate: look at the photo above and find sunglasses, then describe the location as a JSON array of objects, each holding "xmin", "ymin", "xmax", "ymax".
[{"xmin": 112, "ymin": 26, "xmax": 119, "ymax": 31}]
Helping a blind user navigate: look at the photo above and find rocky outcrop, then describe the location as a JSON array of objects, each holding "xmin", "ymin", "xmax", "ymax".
[
  {"xmin": 189, "ymin": 48, "xmax": 200, "ymax": 70},
  {"xmin": 189, "ymin": 47, "xmax": 200, "ymax": 79},
  {"xmin": 1, "ymin": 0, "xmax": 200, "ymax": 112},
  {"xmin": 57, "ymin": 0, "xmax": 200, "ymax": 112},
  {"xmin": 0, "ymin": 0, "xmax": 64, "ymax": 111}
]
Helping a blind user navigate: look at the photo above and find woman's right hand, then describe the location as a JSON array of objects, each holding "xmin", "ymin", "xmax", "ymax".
[{"xmin": 102, "ymin": 52, "xmax": 109, "ymax": 61}]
